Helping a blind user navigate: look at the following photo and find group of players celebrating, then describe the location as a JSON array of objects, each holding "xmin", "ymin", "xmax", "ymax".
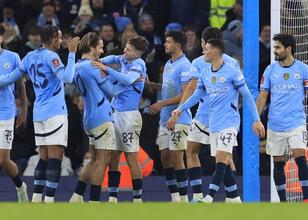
[{"xmin": 0, "ymin": 23, "xmax": 308, "ymax": 203}]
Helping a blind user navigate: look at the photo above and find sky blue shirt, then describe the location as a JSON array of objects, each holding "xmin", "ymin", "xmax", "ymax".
[
  {"xmin": 191, "ymin": 54, "xmax": 240, "ymax": 126},
  {"xmin": 160, "ymin": 54, "xmax": 192, "ymax": 126},
  {"xmin": 0, "ymin": 49, "xmax": 20, "ymax": 120},
  {"xmin": 260, "ymin": 60, "xmax": 308, "ymax": 132},
  {"xmin": 74, "ymin": 59, "xmax": 114, "ymax": 131},
  {"xmin": 20, "ymin": 48, "xmax": 75, "ymax": 121},
  {"xmin": 101, "ymin": 55, "xmax": 147, "ymax": 112}
]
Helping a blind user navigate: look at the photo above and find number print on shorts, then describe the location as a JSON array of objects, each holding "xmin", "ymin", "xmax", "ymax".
[
  {"xmin": 4, "ymin": 129, "xmax": 13, "ymax": 144},
  {"xmin": 219, "ymin": 132, "xmax": 234, "ymax": 147},
  {"xmin": 122, "ymin": 132, "xmax": 133, "ymax": 147},
  {"xmin": 171, "ymin": 131, "xmax": 182, "ymax": 145}
]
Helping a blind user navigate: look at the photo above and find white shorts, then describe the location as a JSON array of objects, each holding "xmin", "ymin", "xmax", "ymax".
[
  {"xmin": 0, "ymin": 118, "xmax": 14, "ymax": 149},
  {"xmin": 87, "ymin": 122, "xmax": 116, "ymax": 150},
  {"xmin": 187, "ymin": 120, "xmax": 210, "ymax": 145},
  {"xmin": 34, "ymin": 115, "xmax": 68, "ymax": 147},
  {"xmin": 114, "ymin": 110, "xmax": 142, "ymax": 153},
  {"xmin": 210, "ymin": 127, "xmax": 238, "ymax": 157},
  {"xmin": 266, "ymin": 125, "xmax": 307, "ymax": 156},
  {"xmin": 156, "ymin": 124, "xmax": 189, "ymax": 151}
]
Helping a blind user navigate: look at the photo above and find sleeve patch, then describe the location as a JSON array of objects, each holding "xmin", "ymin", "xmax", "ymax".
[{"xmin": 52, "ymin": 59, "xmax": 60, "ymax": 67}]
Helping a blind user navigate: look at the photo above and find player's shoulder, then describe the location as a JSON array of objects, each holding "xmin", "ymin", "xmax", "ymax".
[
  {"xmin": 2, "ymin": 49, "xmax": 20, "ymax": 60},
  {"xmin": 223, "ymin": 53, "xmax": 240, "ymax": 67},
  {"xmin": 294, "ymin": 59, "xmax": 308, "ymax": 69},
  {"xmin": 224, "ymin": 62, "xmax": 239, "ymax": 73},
  {"xmin": 192, "ymin": 55, "xmax": 207, "ymax": 67},
  {"xmin": 130, "ymin": 58, "xmax": 146, "ymax": 72}
]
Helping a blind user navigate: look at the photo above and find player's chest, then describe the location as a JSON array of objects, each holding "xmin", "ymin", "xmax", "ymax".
[
  {"xmin": 270, "ymin": 71, "xmax": 303, "ymax": 85},
  {"xmin": 0, "ymin": 59, "xmax": 15, "ymax": 74}
]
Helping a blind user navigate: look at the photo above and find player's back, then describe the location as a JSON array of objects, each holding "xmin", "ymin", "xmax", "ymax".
[
  {"xmin": 202, "ymin": 62, "xmax": 243, "ymax": 132},
  {"xmin": 74, "ymin": 59, "xmax": 113, "ymax": 131},
  {"xmin": 21, "ymin": 48, "xmax": 67, "ymax": 121},
  {"xmin": 160, "ymin": 54, "xmax": 192, "ymax": 126},
  {"xmin": 112, "ymin": 58, "xmax": 146, "ymax": 111},
  {"xmin": 261, "ymin": 60, "xmax": 308, "ymax": 131},
  {"xmin": 0, "ymin": 49, "xmax": 20, "ymax": 120}
]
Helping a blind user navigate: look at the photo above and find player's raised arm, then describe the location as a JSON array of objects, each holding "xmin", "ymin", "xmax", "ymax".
[
  {"xmin": 55, "ymin": 37, "xmax": 80, "ymax": 83},
  {"xmin": 99, "ymin": 55, "xmax": 122, "ymax": 64}
]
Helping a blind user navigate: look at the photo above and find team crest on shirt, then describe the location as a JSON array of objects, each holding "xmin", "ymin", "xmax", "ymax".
[
  {"xmin": 219, "ymin": 76, "xmax": 225, "ymax": 83},
  {"xmin": 52, "ymin": 59, "xmax": 60, "ymax": 67},
  {"xmin": 294, "ymin": 72, "xmax": 301, "ymax": 79},
  {"xmin": 3, "ymin": 62, "xmax": 10, "ymax": 68},
  {"xmin": 283, "ymin": 73, "xmax": 289, "ymax": 80},
  {"xmin": 212, "ymin": 76, "xmax": 217, "ymax": 84}
]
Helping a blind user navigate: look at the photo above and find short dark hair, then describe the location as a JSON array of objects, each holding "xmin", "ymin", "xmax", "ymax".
[
  {"xmin": 40, "ymin": 25, "xmax": 60, "ymax": 45},
  {"xmin": 206, "ymin": 38, "xmax": 225, "ymax": 54},
  {"xmin": 0, "ymin": 24, "xmax": 5, "ymax": 36},
  {"xmin": 165, "ymin": 30, "xmax": 187, "ymax": 49},
  {"xmin": 127, "ymin": 36, "xmax": 148, "ymax": 52},
  {"xmin": 79, "ymin": 32, "xmax": 101, "ymax": 54},
  {"xmin": 201, "ymin": 27, "xmax": 222, "ymax": 42},
  {"xmin": 273, "ymin": 33, "xmax": 296, "ymax": 56}
]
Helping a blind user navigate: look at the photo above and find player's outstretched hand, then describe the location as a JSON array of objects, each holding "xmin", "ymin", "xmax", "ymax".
[
  {"xmin": 149, "ymin": 102, "xmax": 163, "ymax": 114},
  {"xmin": 92, "ymin": 60, "xmax": 107, "ymax": 72},
  {"xmin": 253, "ymin": 121, "xmax": 265, "ymax": 138},
  {"xmin": 166, "ymin": 109, "xmax": 181, "ymax": 130},
  {"xmin": 68, "ymin": 37, "xmax": 80, "ymax": 53}
]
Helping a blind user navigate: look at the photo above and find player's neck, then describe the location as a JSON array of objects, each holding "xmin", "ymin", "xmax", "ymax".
[
  {"xmin": 171, "ymin": 50, "xmax": 183, "ymax": 62},
  {"xmin": 280, "ymin": 56, "xmax": 295, "ymax": 67},
  {"xmin": 82, "ymin": 53, "xmax": 95, "ymax": 60},
  {"xmin": 211, "ymin": 56, "xmax": 224, "ymax": 71},
  {"xmin": 42, "ymin": 44, "xmax": 55, "ymax": 52}
]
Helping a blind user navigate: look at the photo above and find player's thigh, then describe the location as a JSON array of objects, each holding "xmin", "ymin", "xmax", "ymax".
[
  {"xmin": 266, "ymin": 129, "xmax": 289, "ymax": 156},
  {"xmin": 0, "ymin": 118, "xmax": 14, "ymax": 150},
  {"xmin": 186, "ymin": 140, "xmax": 203, "ymax": 156},
  {"xmin": 34, "ymin": 115, "xmax": 68, "ymax": 148}
]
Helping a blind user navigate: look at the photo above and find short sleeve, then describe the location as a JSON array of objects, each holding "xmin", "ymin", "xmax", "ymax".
[
  {"xmin": 47, "ymin": 53, "xmax": 65, "ymax": 75},
  {"xmin": 260, "ymin": 65, "xmax": 271, "ymax": 91},
  {"xmin": 180, "ymin": 62, "xmax": 192, "ymax": 84},
  {"xmin": 232, "ymin": 68, "xmax": 246, "ymax": 89}
]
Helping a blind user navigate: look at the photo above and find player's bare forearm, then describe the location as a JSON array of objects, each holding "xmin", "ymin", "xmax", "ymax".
[
  {"xmin": 160, "ymin": 94, "xmax": 182, "ymax": 107},
  {"xmin": 256, "ymin": 91, "xmax": 269, "ymax": 115},
  {"xmin": 180, "ymin": 79, "xmax": 197, "ymax": 104},
  {"xmin": 16, "ymin": 76, "xmax": 28, "ymax": 127},
  {"xmin": 149, "ymin": 82, "xmax": 162, "ymax": 91}
]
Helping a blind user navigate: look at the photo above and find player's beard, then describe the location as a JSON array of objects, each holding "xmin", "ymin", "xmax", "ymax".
[{"xmin": 274, "ymin": 53, "xmax": 287, "ymax": 61}]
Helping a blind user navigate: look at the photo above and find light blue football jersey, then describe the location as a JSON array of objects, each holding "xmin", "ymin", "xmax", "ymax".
[
  {"xmin": 198, "ymin": 62, "xmax": 245, "ymax": 132},
  {"xmin": 109, "ymin": 56, "xmax": 147, "ymax": 112},
  {"xmin": 74, "ymin": 59, "xmax": 114, "ymax": 131},
  {"xmin": 20, "ymin": 48, "xmax": 71, "ymax": 121},
  {"xmin": 260, "ymin": 60, "xmax": 308, "ymax": 131},
  {"xmin": 160, "ymin": 54, "xmax": 192, "ymax": 126},
  {"xmin": 191, "ymin": 54, "xmax": 240, "ymax": 126},
  {"xmin": 0, "ymin": 49, "xmax": 20, "ymax": 120}
]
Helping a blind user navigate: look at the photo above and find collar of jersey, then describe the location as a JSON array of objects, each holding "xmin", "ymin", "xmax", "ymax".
[
  {"xmin": 170, "ymin": 54, "xmax": 185, "ymax": 63},
  {"xmin": 211, "ymin": 61, "xmax": 225, "ymax": 73},
  {"xmin": 278, "ymin": 59, "xmax": 296, "ymax": 68}
]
